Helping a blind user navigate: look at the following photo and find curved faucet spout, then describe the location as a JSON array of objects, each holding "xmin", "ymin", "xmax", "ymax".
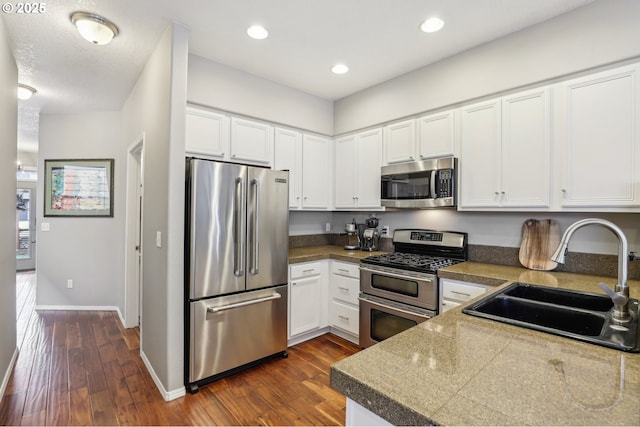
[{"xmin": 551, "ymin": 218, "xmax": 630, "ymax": 323}]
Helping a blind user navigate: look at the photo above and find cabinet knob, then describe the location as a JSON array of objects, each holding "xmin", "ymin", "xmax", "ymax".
[
  {"xmin": 409, "ymin": 156, "xmax": 414, "ymax": 160},
  {"xmin": 292, "ymin": 282, "xmax": 297, "ymax": 286}
]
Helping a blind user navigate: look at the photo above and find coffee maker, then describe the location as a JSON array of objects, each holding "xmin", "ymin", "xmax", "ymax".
[
  {"xmin": 362, "ymin": 217, "xmax": 380, "ymax": 251},
  {"xmin": 344, "ymin": 221, "xmax": 360, "ymax": 250}
]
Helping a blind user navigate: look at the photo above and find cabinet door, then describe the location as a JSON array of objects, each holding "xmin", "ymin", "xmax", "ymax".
[
  {"xmin": 561, "ymin": 65, "xmax": 640, "ymax": 207},
  {"xmin": 501, "ymin": 88, "xmax": 551, "ymax": 207},
  {"xmin": 459, "ymin": 99, "xmax": 502, "ymax": 208},
  {"xmin": 290, "ymin": 275, "xmax": 321, "ymax": 336},
  {"xmin": 383, "ymin": 120, "xmax": 416, "ymax": 165},
  {"xmin": 230, "ymin": 117, "xmax": 273, "ymax": 165},
  {"xmin": 417, "ymin": 110, "xmax": 455, "ymax": 160},
  {"xmin": 334, "ymin": 135, "xmax": 358, "ymax": 208},
  {"xmin": 274, "ymin": 128, "xmax": 303, "ymax": 209},
  {"xmin": 185, "ymin": 107, "xmax": 230, "ymax": 159},
  {"xmin": 356, "ymin": 128, "xmax": 382, "ymax": 208},
  {"xmin": 302, "ymin": 135, "xmax": 331, "ymax": 209}
]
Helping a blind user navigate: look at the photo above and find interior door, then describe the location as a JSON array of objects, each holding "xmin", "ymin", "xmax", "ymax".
[{"xmin": 16, "ymin": 181, "xmax": 36, "ymax": 271}]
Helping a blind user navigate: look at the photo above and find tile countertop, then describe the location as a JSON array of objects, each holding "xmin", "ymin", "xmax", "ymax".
[{"xmin": 331, "ymin": 261, "xmax": 640, "ymax": 426}]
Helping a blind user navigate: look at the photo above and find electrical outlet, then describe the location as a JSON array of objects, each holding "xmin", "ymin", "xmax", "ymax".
[
  {"xmin": 67, "ymin": 279, "xmax": 73, "ymax": 289},
  {"xmin": 382, "ymin": 226, "xmax": 390, "ymax": 236},
  {"xmin": 325, "ymin": 222, "xmax": 331, "ymax": 232}
]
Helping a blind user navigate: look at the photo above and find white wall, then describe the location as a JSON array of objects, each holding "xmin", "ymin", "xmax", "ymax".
[
  {"xmin": 187, "ymin": 54, "xmax": 334, "ymax": 136},
  {"xmin": 334, "ymin": 0, "xmax": 640, "ymax": 134},
  {"xmin": 0, "ymin": 16, "xmax": 18, "ymax": 402},
  {"xmin": 121, "ymin": 23, "xmax": 188, "ymax": 399},
  {"xmin": 36, "ymin": 112, "xmax": 125, "ymax": 312}
]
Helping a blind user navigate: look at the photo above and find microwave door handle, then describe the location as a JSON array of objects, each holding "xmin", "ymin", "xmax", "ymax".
[{"xmin": 430, "ymin": 170, "xmax": 437, "ymax": 198}]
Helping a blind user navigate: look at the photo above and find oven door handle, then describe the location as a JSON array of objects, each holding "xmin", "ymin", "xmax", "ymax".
[
  {"xmin": 359, "ymin": 295, "xmax": 433, "ymax": 319},
  {"xmin": 359, "ymin": 266, "xmax": 434, "ymax": 283}
]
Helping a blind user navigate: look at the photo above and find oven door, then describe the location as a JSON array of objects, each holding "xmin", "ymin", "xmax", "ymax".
[
  {"xmin": 359, "ymin": 294, "xmax": 434, "ymax": 348},
  {"xmin": 360, "ymin": 265, "xmax": 437, "ymax": 310}
]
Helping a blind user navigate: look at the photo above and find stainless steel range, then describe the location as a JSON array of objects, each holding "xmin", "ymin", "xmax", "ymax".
[{"xmin": 359, "ymin": 229, "xmax": 468, "ymax": 348}]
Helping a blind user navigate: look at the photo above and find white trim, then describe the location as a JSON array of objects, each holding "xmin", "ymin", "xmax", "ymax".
[
  {"xmin": 0, "ymin": 347, "xmax": 19, "ymax": 403},
  {"xmin": 124, "ymin": 134, "xmax": 145, "ymax": 328},
  {"xmin": 34, "ymin": 305, "xmax": 120, "ymax": 311},
  {"xmin": 140, "ymin": 350, "xmax": 186, "ymax": 401}
]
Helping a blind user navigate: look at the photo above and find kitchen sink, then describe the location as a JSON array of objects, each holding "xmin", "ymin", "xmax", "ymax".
[{"xmin": 462, "ymin": 282, "xmax": 639, "ymax": 352}]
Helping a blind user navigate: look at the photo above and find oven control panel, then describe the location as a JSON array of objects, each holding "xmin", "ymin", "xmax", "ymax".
[{"xmin": 410, "ymin": 231, "xmax": 443, "ymax": 242}]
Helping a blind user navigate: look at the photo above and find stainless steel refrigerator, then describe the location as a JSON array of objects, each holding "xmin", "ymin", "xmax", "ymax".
[{"xmin": 185, "ymin": 158, "xmax": 289, "ymax": 392}]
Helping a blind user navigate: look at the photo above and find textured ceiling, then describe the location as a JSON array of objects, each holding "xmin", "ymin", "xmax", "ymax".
[{"xmin": 3, "ymin": 0, "xmax": 594, "ymax": 152}]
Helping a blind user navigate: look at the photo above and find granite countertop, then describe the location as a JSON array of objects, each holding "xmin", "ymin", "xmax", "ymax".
[
  {"xmin": 289, "ymin": 245, "xmax": 387, "ymax": 264},
  {"xmin": 331, "ymin": 261, "xmax": 640, "ymax": 426}
]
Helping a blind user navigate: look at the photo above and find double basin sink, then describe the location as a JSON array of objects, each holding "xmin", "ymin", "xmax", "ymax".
[{"xmin": 462, "ymin": 282, "xmax": 639, "ymax": 352}]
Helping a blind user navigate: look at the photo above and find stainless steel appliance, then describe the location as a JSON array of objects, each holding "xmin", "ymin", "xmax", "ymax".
[
  {"xmin": 344, "ymin": 221, "xmax": 360, "ymax": 250},
  {"xmin": 185, "ymin": 158, "xmax": 289, "ymax": 392},
  {"xmin": 381, "ymin": 156, "xmax": 457, "ymax": 209},
  {"xmin": 359, "ymin": 229, "xmax": 467, "ymax": 348},
  {"xmin": 361, "ymin": 217, "xmax": 380, "ymax": 251}
]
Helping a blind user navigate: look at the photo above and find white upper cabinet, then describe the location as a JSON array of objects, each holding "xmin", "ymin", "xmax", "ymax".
[
  {"xmin": 301, "ymin": 134, "xmax": 332, "ymax": 209},
  {"xmin": 185, "ymin": 106, "xmax": 230, "ymax": 159},
  {"xmin": 558, "ymin": 64, "xmax": 640, "ymax": 208},
  {"xmin": 274, "ymin": 127, "xmax": 303, "ymax": 209},
  {"xmin": 230, "ymin": 117, "xmax": 273, "ymax": 166},
  {"xmin": 335, "ymin": 128, "xmax": 382, "ymax": 209},
  {"xmin": 459, "ymin": 99, "xmax": 502, "ymax": 208},
  {"xmin": 459, "ymin": 88, "xmax": 551, "ymax": 209},
  {"xmin": 417, "ymin": 110, "xmax": 456, "ymax": 160},
  {"xmin": 501, "ymin": 88, "xmax": 551, "ymax": 207},
  {"xmin": 383, "ymin": 120, "xmax": 416, "ymax": 165}
]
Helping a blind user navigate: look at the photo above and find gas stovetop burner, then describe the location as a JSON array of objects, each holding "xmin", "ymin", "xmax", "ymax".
[{"xmin": 361, "ymin": 252, "xmax": 463, "ymax": 273}]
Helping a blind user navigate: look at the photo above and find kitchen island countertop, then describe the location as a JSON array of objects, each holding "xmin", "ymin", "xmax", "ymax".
[{"xmin": 330, "ymin": 261, "xmax": 640, "ymax": 426}]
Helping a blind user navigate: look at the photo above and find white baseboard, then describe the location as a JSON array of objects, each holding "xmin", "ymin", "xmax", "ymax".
[
  {"xmin": 139, "ymin": 350, "xmax": 186, "ymax": 401},
  {"xmin": 288, "ymin": 326, "xmax": 330, "ymax": 347},
  {"xmin": 34, "ymin": 305, "xmax": 120, "ymax": 312},
  {"xmin": 0, "ymin": 347, "xmax": 19, "ymax": 404}
]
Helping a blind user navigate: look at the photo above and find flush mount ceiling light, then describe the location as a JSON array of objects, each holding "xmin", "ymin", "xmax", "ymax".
[
  {"xmin": 71, "ymin": 12, "xmax": 119, "ymax": 45},
  {"xmin": 17, "ymin": 84, "xmax": 36, "ymax": 100},
  {"xmin": 420, "ymin": 17, "xmax": 445, "ymax": 33},
  {"xmin": 331, "ymin": 64, "xmax": 349, "ymax": 75},
  {"xmin": 247, "ymin": 25, "xmax": 269, "ymax": 40}
]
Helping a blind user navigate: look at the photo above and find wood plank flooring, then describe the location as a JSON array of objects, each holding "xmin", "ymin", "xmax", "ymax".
[{"xmin": 0, "ymin": 272, "xmax": 361, "ymax": 426}]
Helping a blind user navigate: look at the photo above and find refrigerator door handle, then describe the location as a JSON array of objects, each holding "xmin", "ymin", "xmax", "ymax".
[
  {"xmin": 234, "ymin": 177, "xmax": 246, "ymax": 277},
  {"xmin": 250, "ymin": 178, "xmax": 260, "ymax": 275},
  {"xmin": 206, "ymin": 292, "xmax": 281, "ymax": 313}
]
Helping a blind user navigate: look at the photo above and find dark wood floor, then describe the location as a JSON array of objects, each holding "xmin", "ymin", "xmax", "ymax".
[{"xmin": 0, "ymin": 271, "xmax": 361, "ymax": 426}]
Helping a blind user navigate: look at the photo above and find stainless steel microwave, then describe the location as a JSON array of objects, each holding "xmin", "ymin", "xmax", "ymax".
[{"xmin": 381, "ymin": 157, "xmax": 457, "ymax": 208}]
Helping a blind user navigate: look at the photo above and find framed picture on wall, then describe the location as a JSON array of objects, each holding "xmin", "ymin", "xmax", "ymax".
[{"xmin": 44, "ymin": 159, "xmax": 114, "ymax": 217}]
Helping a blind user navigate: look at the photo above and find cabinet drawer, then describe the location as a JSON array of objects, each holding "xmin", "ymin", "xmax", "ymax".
[
  {"xmin": 331, "ymin": 261, "xmax": 359, "ymax": 279},
  {"xmin": 330, "ymin": 301, "xmax": 359, "ymax": 336},
  {"xmin": 331, "ymin": 274, "xmax": 359, "ymax": 305},
  {"xmin": 291, "ymin": 262, "xmax": 323, "ymax": 279},
  {"xmin": 441, "ymin": 280, "xmax": 487, "ymax": 302}
]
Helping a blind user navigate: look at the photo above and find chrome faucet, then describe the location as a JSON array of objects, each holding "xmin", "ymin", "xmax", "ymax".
[{"xmin": 550, "ymin": 218, "xmax": 631, "ymax": 323}]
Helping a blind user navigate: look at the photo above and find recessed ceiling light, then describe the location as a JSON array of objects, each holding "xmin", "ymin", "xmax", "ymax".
[
  {"xmin": 420, "ymin": 17, "xmax": 444, "ymax": 33},
  {"xmin": 247, "ymin": 25, "xmax": 269, "ymax": 40},
  {"xmin": 17, "ymin": 84, "xmax": 36, "ymax": 100},
  {"xmin": 331, "ymin": 64, "xmax": 349, "ymax": 75},
  {"xmin": 71, "ymin": 11, "xmax": 119, "ymax": 45}
]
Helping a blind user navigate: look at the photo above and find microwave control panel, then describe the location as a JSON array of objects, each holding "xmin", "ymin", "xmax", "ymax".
[{"xmin": 437, "ymin": 169, "xmax": 453, "ymax": 198}]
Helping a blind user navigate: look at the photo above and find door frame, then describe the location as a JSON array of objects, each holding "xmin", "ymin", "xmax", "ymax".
[{"xmin": 124, "ymin": 134, "xmax": 145, "ymax": 328}]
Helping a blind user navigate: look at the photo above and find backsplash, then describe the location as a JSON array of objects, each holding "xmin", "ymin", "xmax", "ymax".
[{"xmin": 289, "ymin": 234, "xmax": 640, "ymax": 280}]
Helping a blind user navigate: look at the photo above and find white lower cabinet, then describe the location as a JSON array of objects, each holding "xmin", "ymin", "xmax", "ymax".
[
  {"xmin": 288, "ymin": 261, "xmax": 329, "ymax": 345},
  {"xmin": 439, "ymin": 278, "xmax": 488, "ymax": 313},
  {"xmin": 329, "ymin": 261, "xmax": 360, "ymax": 343}
]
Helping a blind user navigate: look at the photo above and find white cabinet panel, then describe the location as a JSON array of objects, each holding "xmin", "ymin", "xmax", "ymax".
[
  {"xmin": 384, "ymin": 120, "xmax": 416, "ymax": 165},
  {"xmin": 289, "ymin": 261, "xmax": 328, "ymax": 339},
  {"xmin": 274, "ymin": 128, "xmax": 303, "ymax": 209},
  {"xmin": 330, "ymin": 301, "xmax": 359, "ymax": 336},
  {"xmin": 560, "ymin": 64, "xmax": 640, "ymax": 207},
  {"xmin": 230, "ymin": 117, "xmax": 273, "ymax": 165},
  {"xmin": 185, "ymin": 107, "xmax": 230, "ymax": 159},
  {"xmin": 417, "ymin": 110, "xmax": 456, "ymax": 160},
  {"xmin": 335, "ymin": 135, "xmax": 358, "ymax": 207},
  {"xmin": 302, "ymin": 134, "xmax": 331, "ymax": 209}
]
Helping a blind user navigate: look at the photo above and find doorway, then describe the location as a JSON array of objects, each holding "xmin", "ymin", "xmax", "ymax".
[
  {"xmin": 124, "ymin": 136, "xmax": 144, "ymax": 328},
  {"xmin": 16, "ymin": 180, "xmax": 37, "ymax": 271}
]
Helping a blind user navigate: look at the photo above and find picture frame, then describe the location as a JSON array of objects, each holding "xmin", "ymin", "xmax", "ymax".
[{"xmin": 44, "ymin": 159, "xmax": 114, "ymax": 217}]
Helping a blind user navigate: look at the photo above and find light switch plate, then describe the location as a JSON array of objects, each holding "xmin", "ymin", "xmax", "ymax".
[
  {"xmin": 41, "ymin": 222, "xmax": 50, "ymax": 232},
  {"xmin": 156, "ymin": 231, "xmax": 162, "ymax": 248}
]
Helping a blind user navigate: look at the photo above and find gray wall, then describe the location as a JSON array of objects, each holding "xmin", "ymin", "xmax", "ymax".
[
  {"xmin": 121, "ymin": 23, "xmax": 188, "ymax": 397},
  {"xmin": 334, "ymin": 0, "xmax": 640, "ymax": 134},
  {"xmin": 36, "ymin": 112, "xmax": 125, "ymax": 312},
  {"xmin": 0, "ymin": 16, "xmax": 17, "ymax": 400},
  {"xmin": 187, "ymin": 54, "xmax": 334, "ymax": 136}
]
